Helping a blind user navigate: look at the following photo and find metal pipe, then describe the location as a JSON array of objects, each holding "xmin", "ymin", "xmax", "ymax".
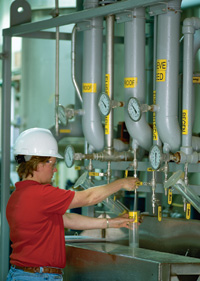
[
  {"xmin": 105, "ymin": 15, "xmax": 115, "ymax": 152},
  {"xmin": 55, "ymin": 0, "xmax": 60, "ymax": 136},
  {"xmin": 71, "ymin": 25, "xmax": 83, "ymax": 103},
  {"xmin": 0, "ymin": 35, "xmax": 12, "ymax": 281},
  {"xmin": 82, "ymin": 0, "xmax": 104, "ymax": 152},
  {"xmin": 124, "ymin": 8, "xmax": 152, "ymax": 151},
  {"xmin": 156, "ymin": 0, "xmax": 182, "ymax": 153},
  {"xmin": 181, "ymin": 18, "xmax": 200, "ymax": 155}
]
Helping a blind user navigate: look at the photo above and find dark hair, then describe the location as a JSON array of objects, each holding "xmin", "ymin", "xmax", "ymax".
[{"xmin": 16, "ymin": 156, "xmax": 50, "ymax": 179}]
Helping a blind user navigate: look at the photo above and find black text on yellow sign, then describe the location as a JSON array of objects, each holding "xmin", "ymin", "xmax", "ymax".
[
  {"xmin": 193, "ymin": 77, "xmax": 200, "ymax": 84},
  {"xmin": 129, "ymin": 211, "xmax": 138, "ymax": 223},
  {"xmin": 182, "ymin": 109, "xmax": 188, "ymax": 135},
  {"xmin": 156, "ymin": 59, "xmax": 167, "ymax": 82},
  {"xmin": 158, "ymin": 205, "xmax": 162, "ymax": 222},
  {"xmin": 186, "ymin": 203, "xmax": 191, "ymax": 220},
  {"xmin": 168, "ymin": 189, "xmax": 172, "ymax": 205},
  {"xmin": 105, "ymin": 74, "xmax": 110, "ymax": 96},
  {"xmin": 153, "ymin": 91, "xmax": 158, "ymax": 141},
  {"xmin": 124, "ymin": 77, "xmax": 138, "ymax": 88},
  {"xmin": 82, "ymin": 83, "xmax": 97, "ymax": 93},
  {"xmin": 105, "ymin": 73, "xmax": 110, "ymax": 135}
]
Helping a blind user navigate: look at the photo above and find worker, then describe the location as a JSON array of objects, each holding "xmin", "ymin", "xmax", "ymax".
[{"xmin": 6, "ymin": 128, "xmax": 139, "ymax": 281}]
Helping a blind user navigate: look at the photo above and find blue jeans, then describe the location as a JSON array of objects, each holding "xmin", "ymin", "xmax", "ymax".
[{"xmin": 6, "ymin": 266, "xmax": 63, "ymax": 281}]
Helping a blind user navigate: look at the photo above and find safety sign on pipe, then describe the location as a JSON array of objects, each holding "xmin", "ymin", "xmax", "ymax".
[
  {"xmin": 82, "ymin": 83, "xmax": 97, "ymax": 93},
  {"xmin": 156, "ymin": 59, "xmax": 167, "ymax": 82},
  {"xmin": 153, "ymin": 91, "xmax": 158, "ymax": 141},
  {"xmin": 182, "ymin": 109, "xmax": 188, "ymax": 135},
  {"xmin": 105, "ymin": 74, "xmax": 110, "ymax": 135},
  {"xmin": 124, "ymin": 77, "xmax": 138, "ymax": 88}
]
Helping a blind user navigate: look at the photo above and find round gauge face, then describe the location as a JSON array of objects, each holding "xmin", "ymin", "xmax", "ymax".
[
  {"xmin": 64, "ymin": 145, "xmax": 75, "ymax": 168},
  {"xmin": 149, "ymin": 145, "xmax": 162, "ymax": 170},
  {"xmin": 127, "ymin": 97, "xmax": 141, "ymax": 122},
  {"xmin": 58, "ymin": 105, "xmax": 67, "ymax": 125},
  {"xmin": 98, "ymin": 93, "xmax": 111, "ymax": 116}
]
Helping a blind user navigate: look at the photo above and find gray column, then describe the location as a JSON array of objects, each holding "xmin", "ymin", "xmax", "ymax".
[{"xmin": 1, "ymin": 35, "xmax": 12, "ymax": 281}]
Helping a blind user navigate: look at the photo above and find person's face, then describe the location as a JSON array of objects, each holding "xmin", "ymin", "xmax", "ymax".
[{"xmin": 37, "ymin": 157, "xmax": 57, "ymax": 184}]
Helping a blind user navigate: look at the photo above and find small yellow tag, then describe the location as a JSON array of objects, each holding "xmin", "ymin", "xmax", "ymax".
[
  {"xmin": 158, "ymin": 205, "xmax": 162, "ymax": 221},
  {"xmin": 168, "ymin": 189, "xmax": 172, "ymax": 205},
  {"xmin": 88, "ymin": 172, "xmax": 99, "ymax": 177},
  {"xmin": 125, "ymin": 170, "xmax": 128, "ymax": 178},
  {"xmin": 129, "ymin": 211, "xmax": 138, "ymax": 223},
  {"xmin": 186, "ymin": 203, "xmax": 191, "ymax": 220},
  {"xmin": 75, "ymin": 166, "xmax": 81, "ymax": 170}
]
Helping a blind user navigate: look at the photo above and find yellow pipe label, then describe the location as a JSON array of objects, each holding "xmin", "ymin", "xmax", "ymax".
[
  {"xmin": 193, "ymin": 77, "xmax": 200, "ymax": 84},
  {"xmin": 125, "ymin": 170, "xmax": 128, "ymax": 178},
  {"xmin": 59, "ymin": 129, "xmax": 71, "ymax": 134},
  {"xmin": 186, "ymin": 203, "xmax": 191, "ymax": 220},
  {"xmin": 153, "ymin": 91, "xmax": 158, "ymax": 141},
  {"xmin": 156, "ymin": 59, "xmax": 167, "ymax": 82},
  {"xmin": 158, "ymin": 205, "xmax": 162, "ymax": 221},
  {"xmin": 105, "ymin": 74, "xmax": 110, "ymax": 135},
  {"xmin": 182, "ymin": 109, "xmax": 188, "ymax": 135},
  {"xmin": 88, "ymin": 172, "xmax": 99, "ymax": 177},
  {"xmin": 147, "ymin": 167, "xmax": 155, "ymax": 172},
  {"xmin": 75, "ymin": 166, "xmax": 81, "ymax": 170},
  {"xmin": 82, "ymin": 83, "xmax": 97, "ymax": 93},
  {"xmin": 124, "ymin": 77, "xmax": 138, "ymax": 88},
  {"xmin": 168, "ymin": 189, "xmax": 172, "ymax": 205},
  {"xmin": 129, "ymin": 211, "xmax": 138, "ymax": 223}
]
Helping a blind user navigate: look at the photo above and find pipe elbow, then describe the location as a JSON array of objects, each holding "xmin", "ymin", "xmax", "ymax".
[{"xmin": 183, "ymin": 17, "xmax": 200, "ymax": 34}]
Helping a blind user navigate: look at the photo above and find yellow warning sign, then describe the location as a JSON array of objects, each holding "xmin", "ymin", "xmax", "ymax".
[
  {"xmin": 156, "ymin": 59, "xmax": 167, "ymax": 82},
  {"xmin": 82, "ymin": 83, "xmax": 97, "ymax": 93},
  {"xmin": 182, "ymin": 109, "xmax": 188, "ymax": 135},
  {"xmin": 124, "ymin": 77, "xmax": 138, "ymax": 88}
]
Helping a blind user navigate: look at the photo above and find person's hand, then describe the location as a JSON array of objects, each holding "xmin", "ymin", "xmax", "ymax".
[
  {"xmin": 118, "ymin": 177, "xmax": 140, "ymax": 191},
  {"xmin": 107, "ymin": 213, "xmax": 141, "ymax": 229}
]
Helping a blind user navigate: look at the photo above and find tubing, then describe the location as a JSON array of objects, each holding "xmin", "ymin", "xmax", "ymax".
[
  {"xmin": 105, "ymin": 15, "xmax": 115, "ymax": 152},
  {"xmin": 71, "ymin": 25, "xmax": 83, "ymax": 104},
  {"xmin": 124, "ymin": 8, "xmax": 152, "ymax": 151},
  {"xmin": 181, "ymin": 17, "xmax": 200, "ymax": 154},
  {"xmin": 156, "ymin": 0, "xmax": 182, "ymax": 153},
  {"xmin": 82, "ymin": 0, "xmax": 104, "ymax": 152}
]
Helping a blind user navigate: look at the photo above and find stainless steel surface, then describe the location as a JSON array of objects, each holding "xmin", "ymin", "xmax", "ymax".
[{"xmin": 64, "ymin": 242, "xmax": 200, "ymax": 281}]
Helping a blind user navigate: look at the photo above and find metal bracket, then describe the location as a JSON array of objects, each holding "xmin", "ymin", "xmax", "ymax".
[
  {"xmin": 10, "ymin": 0, "xmax": 31, "ymax": 27},
  {"xmin": 115, "ymin": 10, "xmax": 146, "ymax": 24},
  {"xmin": 148, "ymin": 2, "xmax": 168, "ymax": 16},
  {"xmin": 76, "ymin": 21, "xmax": 93, "ymax": 32}
]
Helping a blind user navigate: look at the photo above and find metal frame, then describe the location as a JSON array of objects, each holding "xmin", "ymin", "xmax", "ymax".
[{"xmin": 0, "ymin": 0, "xmax": 179, "ymax": 279}]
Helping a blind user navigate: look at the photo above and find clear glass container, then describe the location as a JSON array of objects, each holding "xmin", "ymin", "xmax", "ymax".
[{"xmin": 129, "ymin": 211, "xmax": 139, "ymax": 248}]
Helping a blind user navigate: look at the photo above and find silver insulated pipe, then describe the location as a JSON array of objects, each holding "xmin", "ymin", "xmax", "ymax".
[
  {"xmin": 82, "ymin": 0, "xmax": 104, "ymax": 152},
  {"xmin": 155, "ymin": 0, "xmax": 182, "ymax": 153},
  {"xmin": 124, "ymin": 8, "xmax": 152, "ymax": 151}
]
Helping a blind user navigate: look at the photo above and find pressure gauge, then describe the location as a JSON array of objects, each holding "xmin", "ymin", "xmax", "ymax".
[
  {"xmin": 58, "ymin": 105, "xmax": 67, "ymax": 125},
  {"xmin": 98, "ymin": 93, "xmax": 111, "ymax": 116},
  {"xmin": 64, "ymin": 145, "xmax": 75, "ymax": 168},
  {"xmin": 149, "ymin": 145, "xmax": 163, "ymax": 170},
  {"xmin": 127, "ymin": 97, "xmax": 141, "ymax": 122}
]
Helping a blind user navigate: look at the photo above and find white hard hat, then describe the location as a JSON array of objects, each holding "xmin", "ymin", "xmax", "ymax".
[{"xmin": 14, "ymin": 128, "xmax": 63, "ymax": 159}]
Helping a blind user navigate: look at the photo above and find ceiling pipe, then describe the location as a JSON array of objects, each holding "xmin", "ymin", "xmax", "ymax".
[
  {"xmin": 81, "ymin": 0, "xmax": 104, "ymax": 152},
  {"xmin": 155, "ymin": 0, "xmax": 182, "ymax": 153},
  {"xmin": 124, "ymin": 7, "xmax": 152, "ymax": 151}
]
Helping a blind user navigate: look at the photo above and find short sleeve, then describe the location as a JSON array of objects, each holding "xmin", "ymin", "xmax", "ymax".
[{"xmin": 41, "ymin": 184, "xmax": 75, "ymax": 214}]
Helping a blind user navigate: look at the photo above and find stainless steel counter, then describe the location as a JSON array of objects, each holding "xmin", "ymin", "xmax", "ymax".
[{"xmin": 64, "ymin": 242, "xmax": 200, "ymax": 281}]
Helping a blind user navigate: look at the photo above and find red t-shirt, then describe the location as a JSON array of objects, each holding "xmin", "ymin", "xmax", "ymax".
[{"xmin": 6, "ymin": 180, "xmax": 75, "ymax": 268}]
